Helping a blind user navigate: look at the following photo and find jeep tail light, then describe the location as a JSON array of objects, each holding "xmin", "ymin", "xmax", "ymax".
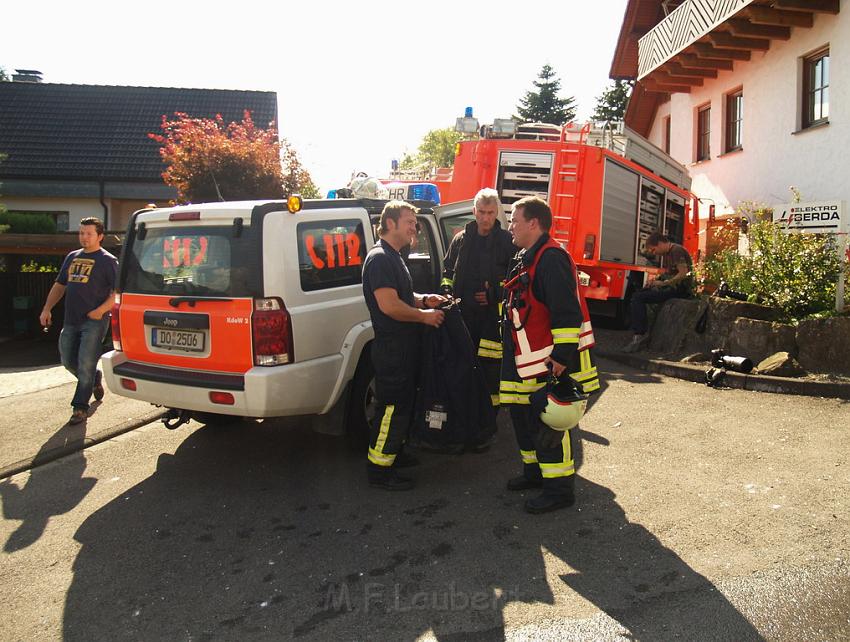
[
  {"xmin": 583, "ymin": 234, "xmax": 596, "ymax": 260},
  {"xmin": 209, "ymin": 391, "xmax": 235, "ymax": 405},
  {"xmin": 120, "ymin": 378, "xmax": 136, "ymax": 391},
  {"xmin": 111, "ymin": 293, "xmax": 122, "ymax": 351},
  {"xmin": 252, "ymin": 297, "xmax": 293, "ymax": 366}
]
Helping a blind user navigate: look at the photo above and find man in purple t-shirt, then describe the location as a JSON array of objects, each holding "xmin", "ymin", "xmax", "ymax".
[{"xmin": 40, "ymin": 217, "xmax": 118, "ymax": 424}]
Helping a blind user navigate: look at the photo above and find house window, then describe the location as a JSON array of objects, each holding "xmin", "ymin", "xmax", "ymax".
[
  {"xmin": 663, "ymin": 116, "xmax": 671, "ymax": 154},
  {"xmin": 6, "ymin": 210, "xmax": 69, "ymax": 232},
  {"xmin": 803, "ymin": 47, "xmax": 829, "ymax": 128},
  {"xmin": 725, "ymin": 89, "xmax": 743, "ymax": 152},
  {"xmin": 696, "ymin": 104, "xmax": 711, "ymax": 162}
]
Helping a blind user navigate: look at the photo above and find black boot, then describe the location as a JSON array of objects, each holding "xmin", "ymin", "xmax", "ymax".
[
  {"xmin": 506, "ymin": 475, "xmax": 543, "ymax": 491},
  {"xmin": 368, "ymin": 464, "xmax": 415, "ymax": 491},
  {"xmin": 394, "ymin": 448, "xmax": 420, "ymax": 469},
  {"xmin": 524, "ymin": 475, "xmax": 575, "ymax": 513}
]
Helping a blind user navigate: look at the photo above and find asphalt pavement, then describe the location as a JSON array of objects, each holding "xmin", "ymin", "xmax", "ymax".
[
  {"xmin": 1, "ymin": 328, "xmax": 847, "ymax": 481},
  {"xmin": 0, "ymin": 336, "xmax": 163, "ymax": 479}
]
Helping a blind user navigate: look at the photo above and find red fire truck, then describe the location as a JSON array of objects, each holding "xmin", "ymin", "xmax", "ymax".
[{"xmin": 421, "ymin": 119, "xmax": 699, "ymax": 325}]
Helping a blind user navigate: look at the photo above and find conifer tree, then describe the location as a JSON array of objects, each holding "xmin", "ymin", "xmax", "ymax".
[
  {"xmin": 514, "ymin": 64, "xmax": 576, "ymax": 125},
  {"xmin": 592, "ymin": 80, "xmax": 633, "ymax": 122}
]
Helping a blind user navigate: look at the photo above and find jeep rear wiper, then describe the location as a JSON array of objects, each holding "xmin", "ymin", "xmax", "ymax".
[{"xmin": 169, "ymin": 296, "xmax": 233, "ymax": 307}]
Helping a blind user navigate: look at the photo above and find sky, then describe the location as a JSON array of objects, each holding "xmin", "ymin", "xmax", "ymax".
[{"xmin": 2, "ymin": 0, "xmax": 629, "ymax": 194}]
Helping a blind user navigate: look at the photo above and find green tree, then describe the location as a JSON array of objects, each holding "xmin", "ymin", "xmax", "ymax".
[
  {"xmin": 0, "ymin": 67, "xmax": 9, "ymax": 82},
  {"xmin": 698, "ymin": 202, "xmax": 845, "ymax": 320},
  {"xmin": 592, "ymin": 80, "xmax": 633, "ymax": 122},
  {"xmin": 514, "ymin": 64, "xmax": 577, "ymax": 125},
  {"xmin": 149, "ymin": 111, "xmax": 318, "ymax": 203},
  {"xmin": 399, "ymin": 127, "xmax": 463, "ymax": 172}
]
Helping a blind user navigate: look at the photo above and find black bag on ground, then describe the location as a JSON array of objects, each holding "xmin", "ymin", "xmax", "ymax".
[{"xmin": 412, "ymin": 304, "xmax": 497, "ymax": 451}]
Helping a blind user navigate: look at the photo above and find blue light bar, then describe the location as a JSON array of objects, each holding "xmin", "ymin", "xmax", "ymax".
[
  {"xmin": 326, "ymin": 189, "xmax": 338, "ymax": 199},
  {"xmin": 406, "ymin": 183, "xmax": 440, "ymax": 204}
]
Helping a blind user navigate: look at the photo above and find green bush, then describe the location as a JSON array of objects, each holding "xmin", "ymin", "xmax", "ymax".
[
  {"xmin": 21, "ymin": 258, "xmax": 61, "ymax": 272},
  {"xmin": 700, "ymin": 218, "xmax": 845, "ymax": 321},
  {"xmin": 0, "ymin": 211, "xmax": 57, "ymax": 234}
]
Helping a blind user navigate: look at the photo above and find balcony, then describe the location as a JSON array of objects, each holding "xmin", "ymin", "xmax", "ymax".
[{"xmin": 637, "ymin": 0, "xmax": 839, "ymax": 93}]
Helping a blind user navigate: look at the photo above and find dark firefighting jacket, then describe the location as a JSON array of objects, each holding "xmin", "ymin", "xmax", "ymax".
[
  {"xmin": 500, "ymin": 235, "xmax": 598, "ymax": 404},
  {"xmin": 412, "ymin": 304, "xmax": 497, "ymax": 449},
  {"xmin": 440, "ymin": 219, "xmax": 515, "ymax": 304}
]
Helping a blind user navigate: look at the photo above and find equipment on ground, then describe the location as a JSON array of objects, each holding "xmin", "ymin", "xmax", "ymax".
[{"xmin": 711, "ymin": 348, "xmax": 753, "ymax": 373}]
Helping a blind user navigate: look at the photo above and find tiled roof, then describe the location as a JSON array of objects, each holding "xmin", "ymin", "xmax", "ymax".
[{"xmin": 0, "ymin": 82, "xmax": 278, "ymax": 182}]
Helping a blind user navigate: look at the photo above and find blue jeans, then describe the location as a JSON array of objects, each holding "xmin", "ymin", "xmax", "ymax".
[
  {"xmin": 59, "ymin": 317, "xmax": 110, "ymax": 410},
  {"xmin": 630, "ymin": 287, "xmax": 686, "ymax": 335}
]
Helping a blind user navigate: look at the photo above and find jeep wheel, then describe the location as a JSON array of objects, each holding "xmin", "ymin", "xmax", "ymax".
[{"xmin": 347, "ymin": 349, "xmax": 376, "ymax": 450}]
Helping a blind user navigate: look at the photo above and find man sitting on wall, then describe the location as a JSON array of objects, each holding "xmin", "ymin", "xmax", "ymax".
[{"xmin": 622, "ymin": 232, "xmax": 693, "ymax": 353}]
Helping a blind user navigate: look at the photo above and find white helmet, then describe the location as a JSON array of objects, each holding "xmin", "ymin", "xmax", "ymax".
[
  {"xmin": 531, "ymin": 376, "xmax": 587, "ymax": 431},
  {"xmin": 348, "ymin": 175, "xmax": 389, "ymax": 200}
]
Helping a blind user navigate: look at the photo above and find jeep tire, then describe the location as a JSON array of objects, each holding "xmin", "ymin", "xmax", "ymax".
[{"xmin": 347, "ymin": 346, "xmax": 376, "ymax": 449}]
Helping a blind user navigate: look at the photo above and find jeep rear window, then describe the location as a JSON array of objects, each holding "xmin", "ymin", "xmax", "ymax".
[
  {"xmin": 122, "ymin": 226, "xmax": 260, "ymax": 297},
  {"xmin": 297, "ymin": 219, "xmax": 366, "ymax": 291}
]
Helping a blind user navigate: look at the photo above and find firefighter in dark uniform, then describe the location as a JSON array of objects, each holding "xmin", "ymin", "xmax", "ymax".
[
  {"xmin": 441, "ymin": 188, "xmax": 516, "ymax": 411},
  {"xmin": 501, "ymin": 196, "xmax": 600, "ymax": 514},
  {"xmin": 362, "ymin": 200, "xmax": 447, "ymax": 490}
]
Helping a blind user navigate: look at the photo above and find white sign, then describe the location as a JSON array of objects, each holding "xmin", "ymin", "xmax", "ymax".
[{"xmin": 773, "ymin": 200, "xmax": 847, "ymax": 234}]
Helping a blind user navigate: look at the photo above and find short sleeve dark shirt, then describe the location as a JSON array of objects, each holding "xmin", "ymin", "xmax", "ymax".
[
  {"xmin": 362, "ymin": 239, "xmax": 416, "ymax": 335},
  {"xmin": 57, "ymin": 248, "xmax": 119, "ymax": 325},
  {"xmin": 662, "ymin": 243, "xmax": 693, "ymax": 277}
]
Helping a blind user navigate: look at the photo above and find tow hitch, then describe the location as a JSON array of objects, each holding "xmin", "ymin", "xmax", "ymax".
[{"xmin": 162, "ymin": 408, "xmax": 191, "ymax": 430}]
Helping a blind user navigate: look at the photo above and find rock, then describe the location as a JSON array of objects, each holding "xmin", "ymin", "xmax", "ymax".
[
  {"xmin": 701, "ymin": 299, "xmax": 780, "ymax": 353},
  {"xmin": 756, "ymin": 352, "xmax": 806, "ymax": 377},
  {"xmin": 797, "ymin": 317, "xmax": 850, "ymax": 376},
  {"xmin": 727, "ymin": 318, "xmax": 798, "ymax": 364},
  {"xmin": 647, "ymin": 298, "xmax": 706, "ymax": 355}
]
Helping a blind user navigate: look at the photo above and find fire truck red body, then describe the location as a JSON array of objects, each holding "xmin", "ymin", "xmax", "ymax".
[{"xmin": 427, "ymin": 121, "xmax": 699, "ymax": 321}]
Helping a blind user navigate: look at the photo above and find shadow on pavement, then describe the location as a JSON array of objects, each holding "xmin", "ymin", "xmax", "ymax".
[
  {"xmin": 60, "ymin": 417, "xmax": 761, "ymax": 640},
  {"xmin": 0, "ymin": 336, "xmax": 61, "ymax": 369},
  {"xmin": 0, "ymin": 413, "xmax": 98, "ymax": 552}
]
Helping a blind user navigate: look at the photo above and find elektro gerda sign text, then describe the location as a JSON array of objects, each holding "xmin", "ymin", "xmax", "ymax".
[{"xmin": 773, "ymin": 200, "xmax": 848, "ymax": 234}]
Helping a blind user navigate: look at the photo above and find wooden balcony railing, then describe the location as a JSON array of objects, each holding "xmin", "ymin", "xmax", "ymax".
[{"xmin": 638, "ymin": 0, "xmax": 757, "ymax": 79}]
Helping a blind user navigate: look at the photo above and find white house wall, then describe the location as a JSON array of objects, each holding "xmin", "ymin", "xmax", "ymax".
[{"xmin": 645, "ymin": 8, "xmax": 847, "ymax": 219}]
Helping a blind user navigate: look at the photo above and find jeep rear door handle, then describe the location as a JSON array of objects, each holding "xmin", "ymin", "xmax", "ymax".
[{"xmin": 168, "ymin": 296, "xmax": 234, "ymax": 308}]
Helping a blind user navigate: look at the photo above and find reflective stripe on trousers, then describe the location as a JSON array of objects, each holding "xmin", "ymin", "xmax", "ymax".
[{"xmin": 368, "ymin": 405, "xmax": 397, "ymax": 466}]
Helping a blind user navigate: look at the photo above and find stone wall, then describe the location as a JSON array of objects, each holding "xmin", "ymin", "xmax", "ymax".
[{"xmin": 647, "ymin": 298, "xmax": 850, "ymax": 376}]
